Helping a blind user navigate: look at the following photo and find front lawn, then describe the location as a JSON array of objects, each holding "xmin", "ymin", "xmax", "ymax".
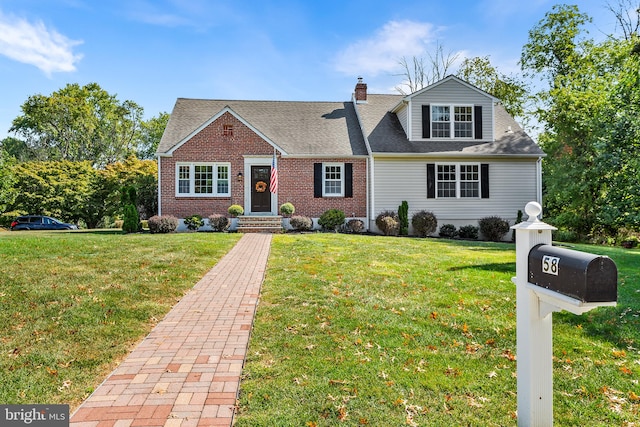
[
  {"xmin": 236, "ymin": 234, "xmax": 639, "ymax": 426},
  {"xmin": 0, "ymin": 230, "xmax": 241, "ymax": 409}
]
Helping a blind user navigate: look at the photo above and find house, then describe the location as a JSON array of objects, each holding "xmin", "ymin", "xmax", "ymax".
[{"xmin": 156, "ymin": 75, "xmax": 544, "ymax": 234}]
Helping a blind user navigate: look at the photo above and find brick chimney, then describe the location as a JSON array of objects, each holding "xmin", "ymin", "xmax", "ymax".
[{"xmin": 355, "ymin": 77, "xmax": 367, "ymax": 103}]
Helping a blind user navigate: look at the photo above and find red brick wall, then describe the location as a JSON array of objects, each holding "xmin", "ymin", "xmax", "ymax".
[
  {"xmin": 160, "ymin": 112, "xmax": 368, "ymax": 219},
  {"xmin": 277, "ymin": 157, "xmax": 367, "ymax": 218}
]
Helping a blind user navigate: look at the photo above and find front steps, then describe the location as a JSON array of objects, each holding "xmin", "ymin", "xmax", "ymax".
[{"xmin": 237, "ymin": 215, "xmax": 283, "ymax": 233}]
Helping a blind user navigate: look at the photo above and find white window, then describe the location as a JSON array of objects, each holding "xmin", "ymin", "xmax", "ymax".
[
  {"xmin": 432, "ymin": 105, "xmax": 473, "ymax": 139},
  {"xmin": 323, "ymin": 163, "xmax": 344, "ymax": 197},
  {"xmin": 176, "ymin": 163, "xmax": 230, "ymax": 197},
  {"xmin": 437, "ymin": 163, "xmax": 480, "ymax": 198}
]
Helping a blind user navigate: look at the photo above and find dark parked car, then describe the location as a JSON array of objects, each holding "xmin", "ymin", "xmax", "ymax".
[{"xmin": 10, "ymin": 215, "xmax": 78, "ymax": 231}]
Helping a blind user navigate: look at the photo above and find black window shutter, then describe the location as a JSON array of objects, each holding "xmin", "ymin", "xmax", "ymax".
[
  {"xmin": 422, "ymin": 105, "xmax": 431, "ymax": 138},
  {"xmin": 474, "ymin": 106, "xmax": 483, "ymax": 139},
  {"xmin": 314, "ymin": 163, "xmax": 323, "ymax": 198},
  {"xmin": 427, "ymin": 163, "xmax": 436, "ymax": 198},
  {"xmin": 345, "ymin": 163, "xmax": 353, "ymax": 198},
  {"xmin": 481, "ymin": 163, "xmax": 489, "ymax": 198}
]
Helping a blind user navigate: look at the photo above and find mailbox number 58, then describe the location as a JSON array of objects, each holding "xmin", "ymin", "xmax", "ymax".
[{"xmin": 542, "ymin": 255, "xmax": 560, "ymax": 276}]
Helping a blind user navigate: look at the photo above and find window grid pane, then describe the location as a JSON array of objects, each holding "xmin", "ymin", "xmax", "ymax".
[
  {"xmin": 178, "ymin": 166, "xmax": 190, "ymax": 194},
  {"xmin": 437, "ymin": 164, "xmax": 456, "ymax": 198},
  {"xmin": 454, "ymin": 106, "xmax": 473, "ymax": 138},
  {"xmin": 324, "ymin": 165, "xmax": 342, "ymax": 195},
  {"xmin": 217, "ymin": 165, "xmax": 229, "ymax": 195},
  {"xmin": 431, "ymin": 106, "xmax": 450, "ymax": 138},
  {"xmin": 194, "ymin": 165, "xmax": 213, "ymax": 194},
  {"xmin": 460, "ymin": 165, "xmax": 479, "ymax": 198}
]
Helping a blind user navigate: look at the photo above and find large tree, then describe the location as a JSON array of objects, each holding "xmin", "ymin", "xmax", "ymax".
[
  {"xmin": 136, "ymin": 112, "xmax": 169, "ymax": 160},
  {"xmin": 9, "ymin": 83, "xmax": 143, "ymax": 166},
  {"xmin": 521, "ymin": 3, "xmax": 640, "ymax": 236},
  {"xmin": 457, "ymin": 56, "xmax": 528, "ymax": 118}
]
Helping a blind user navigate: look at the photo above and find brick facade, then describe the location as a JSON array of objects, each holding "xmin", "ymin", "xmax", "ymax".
[{"xmin": 159, "ymin": 112, "xmax": 367, "ymax": 219}]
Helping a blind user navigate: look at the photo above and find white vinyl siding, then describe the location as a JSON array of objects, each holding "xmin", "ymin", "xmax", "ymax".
[
  {"xmin": 410, "ymin": 78, "xmax": 493, "ymax": 141},
  {"xmin": 175, "ymin": 162, "xmax": 230, "ymax": 197},
  {"xmin": 372, "ymin": 157, "xmax": 538, "ymax": 221}
]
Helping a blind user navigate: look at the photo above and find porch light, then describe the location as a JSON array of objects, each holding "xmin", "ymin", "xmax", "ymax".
[{"xmin": 237, "ymin": 172, "xmax": 243, "ymax": 181}]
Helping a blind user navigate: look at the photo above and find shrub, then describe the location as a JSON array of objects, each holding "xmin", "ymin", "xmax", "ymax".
[
  {"xmin": 459, "ymin": 225, "xmax": 479, "ymax": 240},
  {"xmin": 342, "ymin": 218, "xmax": 365, "ymax": 234},
  {"xmin": 228, "ymin": 204, "xmax": 244, "ymax": 217},
  {"xmin": 148, "ymin": 215, "xmax": 178, "ymax": 233},
  {"xmin": 411, "ymin": 210, "xmax": 438, "ymax": 237},
  {"xmin": 184, "ymin": 214, "xmax": 204, "ymax": 231},
  {"xmin": 208, "ymin": 214, "xmax": 229, "ymax": 232},
  {"xmin": 375, "ymin": 210, "xmax": 399, "ymax": 236},
  {"xmin": 290, "ymin": 215, "xmax": 313, "ymax": 231},
  {"xmin": 114, "ymin": 219, "xmax": 124, "ymax": 229},
  {"xmin": 439, "ymin": 224, "xmax": 457, "ymax": 239},
  {"xmin": 398, "ymin": 201, "xmax": 409, "ymax": 235},
  {"xmin": 479, "ymin": 216, "xmax": 510, "ymax": 241},
  {"xmin": 318, "ymin": 209, "xmax": 346, "ymax": 232},
  {"xmin": 279, "ymin": 202, "xmax": 295, "ymax": 216},
  {"xmin": 122, "ymin": 204, "xmax": 140, "ymax": 233}
]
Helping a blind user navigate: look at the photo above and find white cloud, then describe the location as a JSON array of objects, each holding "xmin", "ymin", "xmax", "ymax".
[
  {"xmin": 0, "ymin": 10, "xmax": 82, "ymax": 75},
  {"xmin": 333, "ymin": 20, "xmax": 437, "ymax": 77}
]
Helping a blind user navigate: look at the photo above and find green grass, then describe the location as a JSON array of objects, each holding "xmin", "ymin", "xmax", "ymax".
[
  {"xmin": 0, "ymin": 230, "xmax": 241, "ymax": 409},
  {"xmin": 236, "ymin": 234, "xmax": 640, "ymax": 426},
  {"xmin": 1, "ymin": 231, "xmax": 638, "ymax": 425}
]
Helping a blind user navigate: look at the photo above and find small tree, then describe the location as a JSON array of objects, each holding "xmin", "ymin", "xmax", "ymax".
[
  {"xmin": 398, "ymin": 201, "xmax": 409, "ymax": 235},
  {"xmin": 279, "ymin": 202, "xmax": 295, "ymax": 217},
  {"xmin": 121, "ymin": 185, "xmax": 140, "ymax": 233}
]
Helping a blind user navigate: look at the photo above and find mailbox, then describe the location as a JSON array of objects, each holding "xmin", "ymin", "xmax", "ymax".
[{"xmin": 528, "ymin": 244, "xmax": 617, "ymax": 303}]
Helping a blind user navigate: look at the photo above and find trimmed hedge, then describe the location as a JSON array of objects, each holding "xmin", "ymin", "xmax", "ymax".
[{"xmin": 148, "ymin": 215, "xmax": 178, "ymax": 233}]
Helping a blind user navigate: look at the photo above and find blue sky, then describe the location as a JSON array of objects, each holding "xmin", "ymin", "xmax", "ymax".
[{"xmin": 0, "ymin": 0, "xmax": 622, "ymax": 141}]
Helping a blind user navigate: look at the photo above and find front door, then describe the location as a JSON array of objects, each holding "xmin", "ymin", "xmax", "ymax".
[{"xmin": 251, "ymin": 166, "xmax": 271, "ymax": 212}]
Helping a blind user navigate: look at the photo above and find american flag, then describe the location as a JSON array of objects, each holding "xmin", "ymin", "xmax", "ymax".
[{"xmin": 270, "ymin": 153, "xmax": 278, "ymax": 193}]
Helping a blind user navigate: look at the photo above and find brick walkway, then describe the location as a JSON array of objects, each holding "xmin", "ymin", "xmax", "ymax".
[{"xmin": 70, "ymin": 233, "xmax": 272, "ymax": 427}]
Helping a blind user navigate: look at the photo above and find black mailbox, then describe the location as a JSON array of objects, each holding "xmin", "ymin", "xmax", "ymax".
[{"xmin": 528, "ymin": 244, "xmax": 617, "ymax": 303}]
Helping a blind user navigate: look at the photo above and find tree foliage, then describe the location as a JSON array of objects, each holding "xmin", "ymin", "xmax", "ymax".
[
  {"xmin": 457, "ymin": 56, "xmax": 528, "ymax": 118},
  {"xmin": 9, "ymin": 83, "xmax": 143, "ymax": 166},
  {"xmin": 522, "ymin": 3, "xmax": 640, "ymax": 237}
]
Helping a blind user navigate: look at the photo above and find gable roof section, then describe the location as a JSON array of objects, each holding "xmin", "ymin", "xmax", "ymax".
[
  {"xmin": 401, "ymin": 74, "xmax": 499, "ymax": 105},
  {"xmin": 356, "ymin": 94, "xmax": 545, "ymax": 157},
  {"xmin": 157, "ymin": 98, "xmax": 368, "ymax": 157}
]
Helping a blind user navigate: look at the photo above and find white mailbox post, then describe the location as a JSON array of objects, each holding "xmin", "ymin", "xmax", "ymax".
[{"xmin": 512, "ymin": 202, "xmax": 617, "ymax": 426}]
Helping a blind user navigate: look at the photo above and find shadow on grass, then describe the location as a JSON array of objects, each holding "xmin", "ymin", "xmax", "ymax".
[{"xmin": 447, "ymin": 262, "xmax": 515, "ymax": 274}]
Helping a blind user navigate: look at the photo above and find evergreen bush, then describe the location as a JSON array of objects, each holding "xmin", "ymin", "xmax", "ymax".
[
  {"xmin": 398, "ymin": 201, "xmax": 409, "ymax": 235},
  {"xmin": 228, "ymin": 205, "xmax": 244, "ymax": 217},
  {"xmin": 479, "ymin": 216, "xmax": 510, "ymax": 241},
  {"xmin": 318, "ymin": 209, "xmax": 345, "ymax": 232},
  {"xmin": 279, "ymin": 202, "xmax": 295, "ymax": 216},
  {"xmin": 439, "ymin": 224, "xmax": 457, "ymax": 239},
  {"xmin": 459, "ymin": 224, "xmax": 479, "ymax": 240},
  {"xmin": 411, "ymin": 210, "xmax": 438, "ymax": 237}
]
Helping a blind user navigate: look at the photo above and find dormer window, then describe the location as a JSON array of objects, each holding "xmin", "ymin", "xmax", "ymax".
[
  {"xmin": 431, "ymin": 105, "xmax": 473, "ymax": 139},
  {"xmin": 223, "ymin": 124, "xmax": 233, "ymax": 136},
  {"xmin": 422, "ymin": 104, "xmax": 482, "ymax": 140}
]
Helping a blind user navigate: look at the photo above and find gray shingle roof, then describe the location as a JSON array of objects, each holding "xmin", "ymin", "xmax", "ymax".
[
  {"xmin": 157, "ymin": 98, "xmax": 368, "ymax": 157},
  {"xmin": 356, "ymin": 94, "xmax": 545, "ymax": 156}
]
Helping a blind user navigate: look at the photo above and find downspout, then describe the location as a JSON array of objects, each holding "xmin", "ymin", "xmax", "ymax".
[{"xmin": 157, "ymin": 155, "xmax": 162, "ymax": 216}]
